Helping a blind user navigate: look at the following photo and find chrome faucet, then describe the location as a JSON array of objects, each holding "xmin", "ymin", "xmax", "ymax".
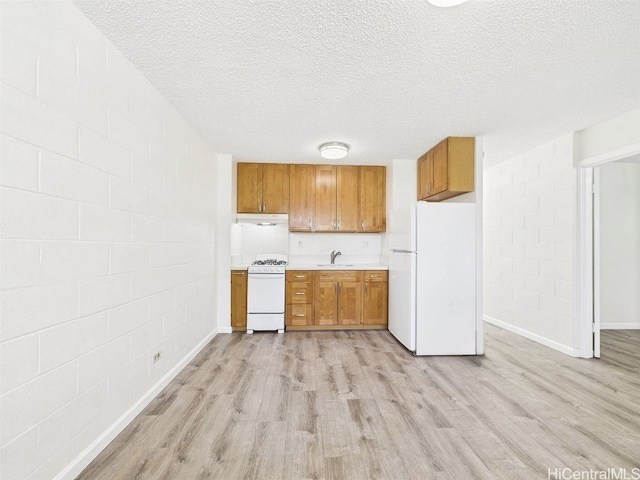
[{"xmin": 330, "ymin": 250, "xmax": 342, "ymax": 264}]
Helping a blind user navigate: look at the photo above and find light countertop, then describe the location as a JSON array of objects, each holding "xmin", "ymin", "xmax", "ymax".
[
  {"xmin": 287, "ymin": 263, "xmax": 388, "ymax": 271},
  {"xmin": 230, "ymin": 264, "xmax": 388, "ymax": 271}
]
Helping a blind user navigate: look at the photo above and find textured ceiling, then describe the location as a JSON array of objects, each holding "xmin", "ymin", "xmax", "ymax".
[{"xmin": 73, "ymin": 0, "xmax": 640, "ymax": 166}]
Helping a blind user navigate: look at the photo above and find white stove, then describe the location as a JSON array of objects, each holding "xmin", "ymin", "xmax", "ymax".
[
  {"xmin": 246, "ymin": 254, "xmax": 288, "ymax": 334},
  {"xmin": 248, "ymin": 255, "xmax": 287, "ymax": 274}
]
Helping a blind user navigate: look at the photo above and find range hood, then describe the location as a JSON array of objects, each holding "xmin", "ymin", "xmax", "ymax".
[{"xmin": 236, "ymin": 213, "xmax": 289, "ymax": 225}]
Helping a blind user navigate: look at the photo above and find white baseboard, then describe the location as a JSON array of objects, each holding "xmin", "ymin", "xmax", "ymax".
[
  {"xmin": 484, "ymin": 315, "xmax": 580, "ymax": 357},
  {"xmin": 600, "ymin": 322, "xmax": 640, "ymax": 330},
  {"xmin": 217, "ymin": 325, "xmax": 233, "ymax": 334},
  {"xmin": 56, "ymin": 328, "xmax": 219, "ymax": 480}
]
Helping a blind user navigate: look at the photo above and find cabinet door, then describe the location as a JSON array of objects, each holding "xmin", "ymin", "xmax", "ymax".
[
  {"xmin": 337, "ymin": 281, "xmax": 362, "ymax": 325},
  {"xmin": 237, "ymin": 163, "xmax": 263, "ymax": 213},
  {"xmin": 315, "ymin": 165, "xmax": 337, "ymax": 232},
  {"xmin": 262, "ymin": 164, "xmax": 289, "ymax": 214},
  {"xmin": 289, "ymin": 165, "xmax": 316, "ymax": 231},
  {"xmin": 314, "ymin": 281, "xmax": 338, "ymax": 325},
  {"xmin": 363, "ymin": 281, "xmax": 388, "ymax": 325},
  {"xmin": 417, "ymin": 152, "xmax": 431, "ymax": 200},
  {"xmin": 230, "ymin": 270, "xmax": 247, "ymax": 329},
  {"xmin": 336, "ymin": 166, "xmax": 359, "ymax": 232},
  {"xmin": 431, "ymin": 140, "xmax": 449, "ymax": 196},
  {"xmin": 359, "ymin": 166, "xmax": 386, "ymax": 232}
]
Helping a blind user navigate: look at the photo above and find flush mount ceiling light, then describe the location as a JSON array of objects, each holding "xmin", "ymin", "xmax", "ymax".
[
  {"xmin": 319, "ymin": 142, "xmax": 350, "ymax": 160},
  {"xmin": 426, "ymin": 0, "xmax": 469, "ymax": 6}
]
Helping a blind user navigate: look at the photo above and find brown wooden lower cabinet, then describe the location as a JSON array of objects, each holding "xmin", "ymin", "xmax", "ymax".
[
  {"xmin": 285, "ymin": 270, "xmax": 313, "ymax": 326},
  {"xmin": 230, "ymin": 270, "xmax": 247, "ymax": 331},
  {"xmin": 363, "ymin": 271, "xmax": 388, "ymax": 325},
  {"xmin": 286, "ymin": 269, "xmax": 387, "ymax": 331},
  {"xmin": 337, "ymin": 281, "xmax": 362, "ymax": 325},
  {"xmin": 313, "ymin": 278, "xmax": 339, "ymax": 325},
  {"xmin": 314, "ymin": 271, "xmax": 362, "ymax": 326}
]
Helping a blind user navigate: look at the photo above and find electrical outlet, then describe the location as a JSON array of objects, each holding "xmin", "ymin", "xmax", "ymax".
[
  {"xmin": 298, "ymin": 240, "xmax": 304, "ymax": 248},
  {"xmin": 153, "ymin": 351, "xmax": 161, "ymax": 363},
  {"xmin": 361, "ymin": 241, "xmax": 369, "ymax": 248}
]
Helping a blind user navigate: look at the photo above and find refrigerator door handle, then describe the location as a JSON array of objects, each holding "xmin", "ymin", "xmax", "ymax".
[{"xmin": 390, "ymin": 249, "xmax": 415, "ymax": 254}]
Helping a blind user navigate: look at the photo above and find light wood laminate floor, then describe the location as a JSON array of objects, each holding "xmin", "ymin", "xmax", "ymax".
[{"xmin": 78, "ymin": 325, "xmax": 640, "ymax": 479}]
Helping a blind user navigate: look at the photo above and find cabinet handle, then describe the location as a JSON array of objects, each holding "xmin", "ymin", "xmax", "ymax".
[
  {"xmin": 370, "ymin": 275, "xmax": 381, "ymax": 278},
  {"xmin": 361, "ymin": 220, "xmax": 364, "ymax": 230},
  {"xmin": 337, "ymin": 219, "xmax": 340, "ymax": 230},
  {"xmin": 294, "ymin": 314, "xmax": 305, "ymax": 317},
  {"xmin": 232, "ymin": 272, "xmax": 246, "ymax": 275},
  {"xmin": 365, "ymin": 282, "xmax": 368, "ymax": 293},
  {"xmin": 262, "ymin": 201, "xmax": 266, "ymax": 212},
  {"xmin": 334, "ymin": 284, "xmax": 338, "ymax": 295},
  {"xmin": 295, "ymin": 292, "xmax": 305, "ymax": 295},
  {"xmin": 308, "ymin": 218, "xmax": 312, "ymax": 230},
  {"xmin": 294, "ymin": 275, "xmax": 306, "ymax": 278}
]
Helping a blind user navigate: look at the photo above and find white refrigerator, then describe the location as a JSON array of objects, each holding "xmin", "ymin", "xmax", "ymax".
[{"xmin": 388, "ymin": 202, "xmax": 477, "ymax": 355}]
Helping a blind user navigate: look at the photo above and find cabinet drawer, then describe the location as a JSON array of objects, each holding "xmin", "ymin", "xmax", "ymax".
[
  {"xmin": 286, "ymin": 283, "xmax": 313, "ymax": 304},
  {"xmin": 364, "ymin": 271, "xmax": 388, "ymax": 282},
  {"xmin": 315, "ymin": 270, "xmax": 362, "ymax": 283},
  {"xmin": 286, "ymin": 271, "xmax": 312, "ymax": 282},
  {"xmin": 287, "ymin": 304, "xmax": 313, "ymax": 326}
]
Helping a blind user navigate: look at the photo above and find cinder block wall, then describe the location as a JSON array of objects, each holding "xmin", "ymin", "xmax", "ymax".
[
  {"xmin": 0, "ymin": 2, "xmax": 218, "ymax": 479},
  {"xmin": 483, "ymin": 134, "xmax": 576, "ymax": 354}
]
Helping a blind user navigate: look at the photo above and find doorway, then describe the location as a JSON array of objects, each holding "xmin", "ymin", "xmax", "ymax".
[{"xmin": 578, "ymin": 150, "xmax": 640, "ymax": 358}]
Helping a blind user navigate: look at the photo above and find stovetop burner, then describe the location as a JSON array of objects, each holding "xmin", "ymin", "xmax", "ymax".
[
  {"xmin": 250, "ymin": 254, "xmax": 288, "ymax": 267},
  {"xmin": 252, "ymin": 259, "xmax": 288, "ymax": 266}
]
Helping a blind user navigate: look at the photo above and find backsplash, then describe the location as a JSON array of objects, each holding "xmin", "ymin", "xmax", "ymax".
[
  {"xmin": 231, "ymin": 224, "xmax": 384, "ymax": 266},
  {"xmin": 288, "ymin": 232, "xmax": 383, "ymax": 265},
  {"xmin": 230, "ymin": 224, "xmax": 289, "ymax": 265}
]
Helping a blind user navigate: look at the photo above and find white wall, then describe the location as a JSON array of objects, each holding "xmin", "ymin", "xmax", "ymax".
[
  {"xmin": 214, "ymin": 154, "xmax": 233, "ymax": 332},
  {"xmin": 387, "ymin": 159, "xmax": 417, "ymax": 212},
  {"xmin": 574, "ymin": 107, "xmax": 640, "ymax": 162},
  {"xmin": 599, "ymin": 161, "xmax": 640, "ymax": 328},
  {"xmin": 230, "ymin": 223, "xmax": 382, "ymax": 267},
  {"xmin": 0, "ymin": 2, "xmax": 218, "ymax": 479},
  {"xmin": 231, "ymin": 223, "xmax": 289, "ymax": 265},
  {"xmin": 288, "ymin": 232, "xmax": 383, "ymax": 265},
  {"xmin": 572, "ymin": 108, "xmax": 640, "ymax": 356},
  {"xmin": 484, "ymin": 134, "xmax": 576, "ymax": 354}
]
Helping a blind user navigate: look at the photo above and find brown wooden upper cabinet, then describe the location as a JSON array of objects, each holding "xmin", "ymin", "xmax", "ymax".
[
  {"xmin": 359, "ymin": 166, "xmax": 386, "ymax": 232},
  {"xmin": 314, "ymin": 165, "xmax": 338, "ymax": 231},
  {"xmin": 314, "ymin": 165, "xmax": 360, "ymax": 232},
  {"xmin": 289, "ymin": 164, "xmax": 385, "ymax": 233},
  {"xmin": 289, "ymin": 164, "xmax": 316, "ymax": 231},
  {"xmin": 237, "ymin": 163, "xmax": 289, "ymax": 214},
  {"xmin": 417, "ymin": 137, "xmax": 475, "ymax": 202}
]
